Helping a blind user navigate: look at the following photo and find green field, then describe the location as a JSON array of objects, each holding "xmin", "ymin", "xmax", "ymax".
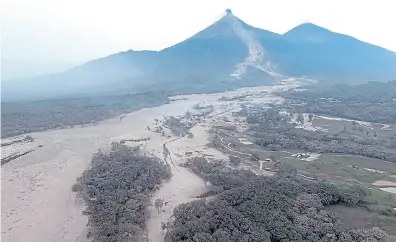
[
  {"xmin": 312, "ymin": 116, "xmax": 396, "ymax": 137},
  {"xmin": 210, "ymin": 118, "xmax": 396, "ymax": 209},
  {"xmin": 283, "ymin": 154, "xmax": 396, "ymax": 183}
]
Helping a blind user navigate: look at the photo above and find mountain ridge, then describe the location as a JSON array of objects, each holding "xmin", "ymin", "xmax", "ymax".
[
  {"xmin": 2, "ymin": 9, "xmax": 396, "ymax": 101},
  {"xmin": 284, "ymin": 22, "xmax": 396, "ymax": 54}
]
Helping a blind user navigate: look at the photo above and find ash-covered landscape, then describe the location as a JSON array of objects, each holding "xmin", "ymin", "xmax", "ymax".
[{"xmin": 2, "ymin": 8, "xmax": 396, "ymax": 242}]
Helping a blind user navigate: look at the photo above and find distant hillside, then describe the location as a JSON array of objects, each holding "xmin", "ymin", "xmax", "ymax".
[
  {"xmin": 282, "ymin": 80, "xmax": 396, "ymax": 124},
  {"xmin": 277, "ymin": 23, "xmax": 396, "ymax": 81},
  {"xmin": 2, "ymin": 9, "xmax": 396, "ymax": 101}
]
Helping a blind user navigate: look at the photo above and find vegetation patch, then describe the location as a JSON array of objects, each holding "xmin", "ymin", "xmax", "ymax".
[
  {"xmin": 73, "ymin": 142, "xmax": 171, "ymax": 242},
  {"xmin": 1, "ymin": 92, "xmax": 169, "ymax": 138},
  {"xmin": 328, "ymin": 205, "xmax": 396, "ymax": 236},
  {"xmin": 164, "ymin": 158, "xmax": 395, "ymax": 242},
  {"xmin": 280, "ymin": 80, "xmax": 396, "ymax": 124},
  {"xmin": 241, "ymin": 107, "xmax": 396, "ymax": 162},
  {"xmin": 1, "ymin": 149, "xmax": 34, "ymax": 166}
]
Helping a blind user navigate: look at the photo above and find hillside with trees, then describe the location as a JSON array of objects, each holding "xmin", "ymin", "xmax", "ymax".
[{"xmin": 164, "ymin": 158, "xmax": 395, "ymax": 242}]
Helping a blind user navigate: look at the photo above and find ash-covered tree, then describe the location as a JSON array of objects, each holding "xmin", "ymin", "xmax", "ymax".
[
  {"xmin": 155, "ymin": 198, "xmax": 164, "ymax": 213},
  {"xmin": 229, "ymin": 155, "xmax": 241, "ymax": 166},
  {"xmin": 297, "ymin": 113, "xmax": 305, "ymax": 124},
  {"xmin": 308, "ymin": 113, "xmax": 314, "ymax": 122},
  {"xmin": 164, "ymin": 157, "xmax": 395, "ymax": 242},
  {"xmin": 73, "ymin": 142, "xmax": 171, "ymax": 242}
]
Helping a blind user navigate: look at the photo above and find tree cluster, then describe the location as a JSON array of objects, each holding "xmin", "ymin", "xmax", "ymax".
[
  {"xmin": 229, "ymin": 156, "xmax": 241, "ymax": 166},
  {"xmin": 1, "ymin": 92, "xmax": 169, "ymax": 138},
  {"xmin": 164, "ymin": 116, "xmax": 195, "ymax": 137},
  {"xmin": 73, "ymin": 142, "xmax": 171, "ymax": 242},
  {"xmin": 281, "ymin": 80, "xmax": 396, "ymax": 124},
  {"xmin": 164, "ymin": 108, "xmax": 213, "ymax": 137},
  {"xmin": 164, "ymin": 158, "xmax": 394, "ymax": 242},
  {"xmin": 245, "ymin": 107, "xmax": 396, "ymax": 162}
]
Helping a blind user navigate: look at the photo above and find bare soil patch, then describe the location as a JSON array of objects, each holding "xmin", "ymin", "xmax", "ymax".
[{"xmin": 373, "ymin": 180, "xmax": 396, "ymax": 187}]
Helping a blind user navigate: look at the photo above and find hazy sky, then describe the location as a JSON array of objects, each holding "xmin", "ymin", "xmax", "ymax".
[{"xmin": 1, "ymin": 0, "xmax": 395, "ymax": 64}]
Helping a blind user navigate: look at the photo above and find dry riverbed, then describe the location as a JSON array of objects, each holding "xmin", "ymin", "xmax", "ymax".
[{"xmin": 1, "ymin": 79, "xmax": 301, "ymax": 242}]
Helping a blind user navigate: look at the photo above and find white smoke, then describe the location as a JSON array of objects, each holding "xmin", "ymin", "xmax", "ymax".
[{"xmin": 224, "ymin": 13, "xmax": 282, "ymax": 79}]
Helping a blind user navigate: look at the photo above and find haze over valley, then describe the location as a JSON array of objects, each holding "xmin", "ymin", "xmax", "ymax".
[
  {"xmin": 1, "ymin": 7, "xmax": 396, "ymax": 242},
  {"xmin": 2, "ymin": 10, "xmax": 396, "ymax": 101}
]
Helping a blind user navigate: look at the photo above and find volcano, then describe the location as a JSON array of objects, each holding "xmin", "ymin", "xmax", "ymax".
[{"xmin": 3, "ymin": 9, "xmax": 396, "ymax": 101}]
